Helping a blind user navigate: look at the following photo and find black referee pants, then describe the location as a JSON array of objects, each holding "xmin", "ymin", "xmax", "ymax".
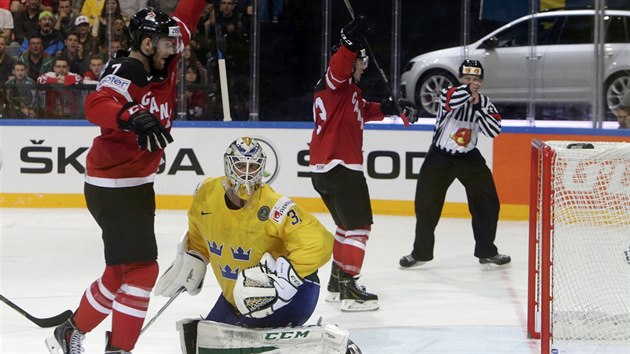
[{"xmin": 412, "ymin": 146, "xmax": 499, "ymax": 260}]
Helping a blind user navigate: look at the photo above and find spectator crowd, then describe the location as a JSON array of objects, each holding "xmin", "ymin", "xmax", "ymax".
[{"xmin": 0, "ymin": 0, "xmax": 260, "ymax": 120}]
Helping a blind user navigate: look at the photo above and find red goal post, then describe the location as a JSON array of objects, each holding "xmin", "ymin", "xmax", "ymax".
[{"xmin": 528, "ymin": 139, "xmax": 630, "ymax": 354}]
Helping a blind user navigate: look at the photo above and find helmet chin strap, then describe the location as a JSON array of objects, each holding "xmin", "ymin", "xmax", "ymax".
[{"xmin": 136, "ymin": 39, "xmax": 156, "ymax": 71}]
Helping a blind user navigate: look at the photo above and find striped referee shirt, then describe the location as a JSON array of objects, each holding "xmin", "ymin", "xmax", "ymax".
[{"xmin": 432, "ymin": 84, "xmax": 502, "ymax": 155}]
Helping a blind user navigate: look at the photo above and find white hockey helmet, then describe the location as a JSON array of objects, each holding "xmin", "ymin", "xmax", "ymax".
[{"xmin": 224, "ymin": 137, "xmax": 267, "ymax": 200}]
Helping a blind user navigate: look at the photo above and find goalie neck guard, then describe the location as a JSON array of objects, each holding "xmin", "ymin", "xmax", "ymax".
[{"xmin": 224, "ymin": 137, "xmax": 267, "ymax": 201}]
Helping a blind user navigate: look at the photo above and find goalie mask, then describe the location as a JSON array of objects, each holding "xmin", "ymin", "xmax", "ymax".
[{"xmin": 224, "ymin": 137, "xmax": 267, "ymax": 201}]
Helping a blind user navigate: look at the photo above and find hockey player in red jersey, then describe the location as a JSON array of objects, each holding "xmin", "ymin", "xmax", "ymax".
[
  {"xmin": 45, "ymin": 2, "xmax": 206, "ymax": 354},
  {"xmin": 310, "ymin": 16, "xmax": 417, "ymax": 312}
]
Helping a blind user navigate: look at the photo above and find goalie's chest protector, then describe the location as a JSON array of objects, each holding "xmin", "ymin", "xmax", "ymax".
[{"xmin": 189, "ymin": 179, "xmax": 293, "ymax": 305}]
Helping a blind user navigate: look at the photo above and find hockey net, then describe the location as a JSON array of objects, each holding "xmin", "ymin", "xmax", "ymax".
[{"xmin": 527, "ymin": 140, "xmax": 630, "ymax": 354}]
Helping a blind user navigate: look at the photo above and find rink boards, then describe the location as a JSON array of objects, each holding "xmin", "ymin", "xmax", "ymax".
[{"xmin": 0, "ymin": 120, "xmax": 627, "ymax": 219}]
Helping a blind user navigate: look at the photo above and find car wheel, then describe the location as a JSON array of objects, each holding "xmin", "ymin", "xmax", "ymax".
[
  {"xmin": 605, "ymin": 70, "xmax": 630, "ymax": 112},
  {"xmin": 415, "ymin": 70, "xmax": 458, "ymax": 116}
]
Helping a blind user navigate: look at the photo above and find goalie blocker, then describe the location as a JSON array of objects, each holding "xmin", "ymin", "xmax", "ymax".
[{"xmin": 176, "ymin": 319, "xmax": 361, "ymax": 354}]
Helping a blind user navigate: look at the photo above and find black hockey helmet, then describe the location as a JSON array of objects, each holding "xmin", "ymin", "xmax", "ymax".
[
  {"xmin": 459, "ymin": 59, "xmax": 484, "ymax": 80},
  {"xmin": 128, "ymin": 7, "xmax": 181, "ymax": 50}
]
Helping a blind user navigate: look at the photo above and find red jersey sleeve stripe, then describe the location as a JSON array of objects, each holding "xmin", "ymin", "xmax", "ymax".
[{"xmin": 445, "ymin": 86, "xmax": 457, "ymax": 112}]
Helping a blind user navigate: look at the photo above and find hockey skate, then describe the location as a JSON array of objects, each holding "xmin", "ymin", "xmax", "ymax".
[
  {"xmin": 45, "ymin": 317, "xmax": 85, "ymax": 354},
  {"xmin": 105, "ymin": 331, "xmax": 132, "ymax": 353},
  {"xmin": 339, "ymin": 274, "xmax": 379, "ymax": 312},
  {"xmin": 326, "ymin": 262, "xmax": 341, "ymax": 302},
  {"xmin": 399, "ymin": 254, "xmax": 428, "ymax": 268},
  {"xmin": 346, "ymin": 338, "xmax": 363, "ymax": 354},
  {"xmin": 478, "ymin": 253, "xmax": 512, "ymax": 269}
]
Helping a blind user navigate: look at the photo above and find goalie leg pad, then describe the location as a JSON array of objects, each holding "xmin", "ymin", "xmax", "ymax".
[
  {"xmin": 189, "ymin": 320, "xmax": 350, "ymax": 354},
  {"xmin": 176, "ymin": 319, "xmax": 200, "ymax": 354}
]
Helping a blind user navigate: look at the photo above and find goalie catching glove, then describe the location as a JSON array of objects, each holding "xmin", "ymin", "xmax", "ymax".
[
  {"xmin": 118, "ymin": 104, "xmax": 174, "ymax": 152},
  {"xmin": 233, "ymin": 253, "xmax": 303, "ymax": 318},
  {"xmin": 380, "ymin": 97, "xmax": 419, "ymax": 123},
  {"xmin": 154, "ymin": 233, "xmax": 208, "ymax": 297}
]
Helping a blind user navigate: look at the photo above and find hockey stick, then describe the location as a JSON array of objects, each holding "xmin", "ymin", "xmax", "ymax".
[
  {"xmin": 213, "ymin": 0, "xmax": 232, "ymax": 122},
  {"xmin": 140, "ymin": 287, "xmax": 185, "ymax": 335},
  {"xmin": 341, "ymin": 0, "xmax": 411, "ymax": 127},
  {"xmin": 0, "ymin": 293, "xmax": 72, "ymax": 328}
]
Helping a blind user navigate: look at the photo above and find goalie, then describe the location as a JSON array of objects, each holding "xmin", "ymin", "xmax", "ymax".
[{"xmin": 155, "ymin": 137, "xmax": 357, "ymax": 353}]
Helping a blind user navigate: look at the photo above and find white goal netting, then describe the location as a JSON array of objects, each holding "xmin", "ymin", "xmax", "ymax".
[{"xmin": 546, "ymin": 141, "xmax": 630, "ymax": 351}]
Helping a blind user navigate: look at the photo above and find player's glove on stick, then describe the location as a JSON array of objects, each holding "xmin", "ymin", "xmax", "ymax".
[
  {"xmin": 625, "ymin": 246, "xmax": 630, "ymax": 265},
  {"xmin": 340, "ymin": 15, "xmax": 369, "ymax": 51},
  {"xmin": 155, "ymin": 233, "xmax": 208, "ymax": 297},
  {"xmin": 380, "ymin": 97, "xmax": 419, "ymax": 124},
  {"xmin": 118, "ymin": 106, "xmax": 174, "ymax": 152}
]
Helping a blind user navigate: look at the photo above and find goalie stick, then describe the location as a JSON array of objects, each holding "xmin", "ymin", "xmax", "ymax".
[
  {"xmin": 140, "ymin": 287, "xmax": 184, "ymax": 335},
  {"xmin": 342, "ymin": 0, "xmax": 410, "ymax": 127},
  {"xmin": 0, "ymin": 293, "xmax": 72, "ymax": 328}
]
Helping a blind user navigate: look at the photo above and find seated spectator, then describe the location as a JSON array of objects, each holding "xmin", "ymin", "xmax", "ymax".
[
  {"xmin": 0, "ymin": 7, "xmax": 14, "ymax": 43},
  {"xmin": 0, "ymin": 36, "xmax": 16, "ymax": 82},
  {"xmin": 104, "ymin": 38, "xmax": 122, "ymax": 59},
  {"xmin": 36, "ymin": 54, "xmax": 83, "ymax": 118},
  {"xmin": 9, "ymin": 0, "xmax": 22, "ymax": 13},
  {"xmin": 82, "ymin": 52, "xmax": 103, "ymax": 83},
  {"xmin": 118, "ymin": 0, "xmax": 146, "ymax": 19},
  {"xmin": 54, "ymin": 0, "xmax": 79, "ymax": 37},
  {"xmin": 13, "ymin": 0, "xmax": 41, "ymax": 45},
  {"xmin": 40, "ymin": 0, "xmax": 54, "ymax": 12},
  {"xmin": 100, "ymin": 15, "xmax": 127, "ymax": 48},
  {"xmin": 194, "ymin": 2, "xmax": 216, "ymax": 63},
  {"xmin": 184, "ymin": 64, "xmax": 204, "ymax": 120},
  {"xmin": 73, "ymin": 15, "xmax": 99, "ymax": 56},
  {"xmin": 20, "ymin": 34, "xmax": 52, "ymax": 80},
  {"xmin": 5, "ymin": 61, "xmax": 39, "ymax": 117},
  {"xmin": 241, "ymin": 0, "xmax": 283, "ymax": 24},
  {"xmin": 19, "ymin": 10, "xmax": 65, "ymax": 56},
  {"xmin": 93, "ymin": 0, "xmax": 125, "ymax": 40},
  {"xmin": 62, "ymin": 32, "xmax": 87, "ymax": 75},
  {"xmin": 183, "ymin": 43, "xmax": 207, "ymax": 83}
]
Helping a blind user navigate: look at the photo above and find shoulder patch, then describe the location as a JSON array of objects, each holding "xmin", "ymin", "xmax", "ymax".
[
  {"xmin": 257, "ymin": 206, "xmax": 270, "ymax": 221},
  {"xmin": 270, "ymin": 196, "xmax": 296, "ymax": 223}
]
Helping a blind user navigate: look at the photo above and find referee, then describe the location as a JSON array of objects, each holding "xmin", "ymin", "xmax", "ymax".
[{"xmin": 400, "ymin": 59, "xmax": 511, "ymax": 269}]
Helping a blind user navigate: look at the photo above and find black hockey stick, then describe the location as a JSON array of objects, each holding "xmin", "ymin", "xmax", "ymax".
[
  {"xmin": 0, "ymin": 293, "xmax": 72, "ymax": 328},
  {"xmin": 341, "ymin": 0, "xmax": 411, "ymax": 127}
]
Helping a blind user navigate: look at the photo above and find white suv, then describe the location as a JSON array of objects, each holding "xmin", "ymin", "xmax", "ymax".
[{"xmin": 400, "ymin": 9, "xmax": 630, "ymax": 117}]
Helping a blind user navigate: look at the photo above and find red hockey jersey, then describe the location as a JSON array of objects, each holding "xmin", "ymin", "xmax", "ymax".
[
  {"xmin": 83, "ymin": 0, "xmax": 205, "ymax": 188},
  {"xmin": 309, "ymin": 45, "xmax": 384, "ymax": 173}
]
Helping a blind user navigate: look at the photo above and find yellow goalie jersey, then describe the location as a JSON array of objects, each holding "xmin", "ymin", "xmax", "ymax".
[{"xmin": 186, "ymin": 177, "xmax": 333, "ymax": 307}]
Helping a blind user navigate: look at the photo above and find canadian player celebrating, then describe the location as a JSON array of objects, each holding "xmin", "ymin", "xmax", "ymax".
[
  {"xmin": 310, "ymin": 16, "xmax": 417, "ymax": 312},
  {"xmin": 45, "ymin": 2, "xmax": 205, "ymax": 354}
]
